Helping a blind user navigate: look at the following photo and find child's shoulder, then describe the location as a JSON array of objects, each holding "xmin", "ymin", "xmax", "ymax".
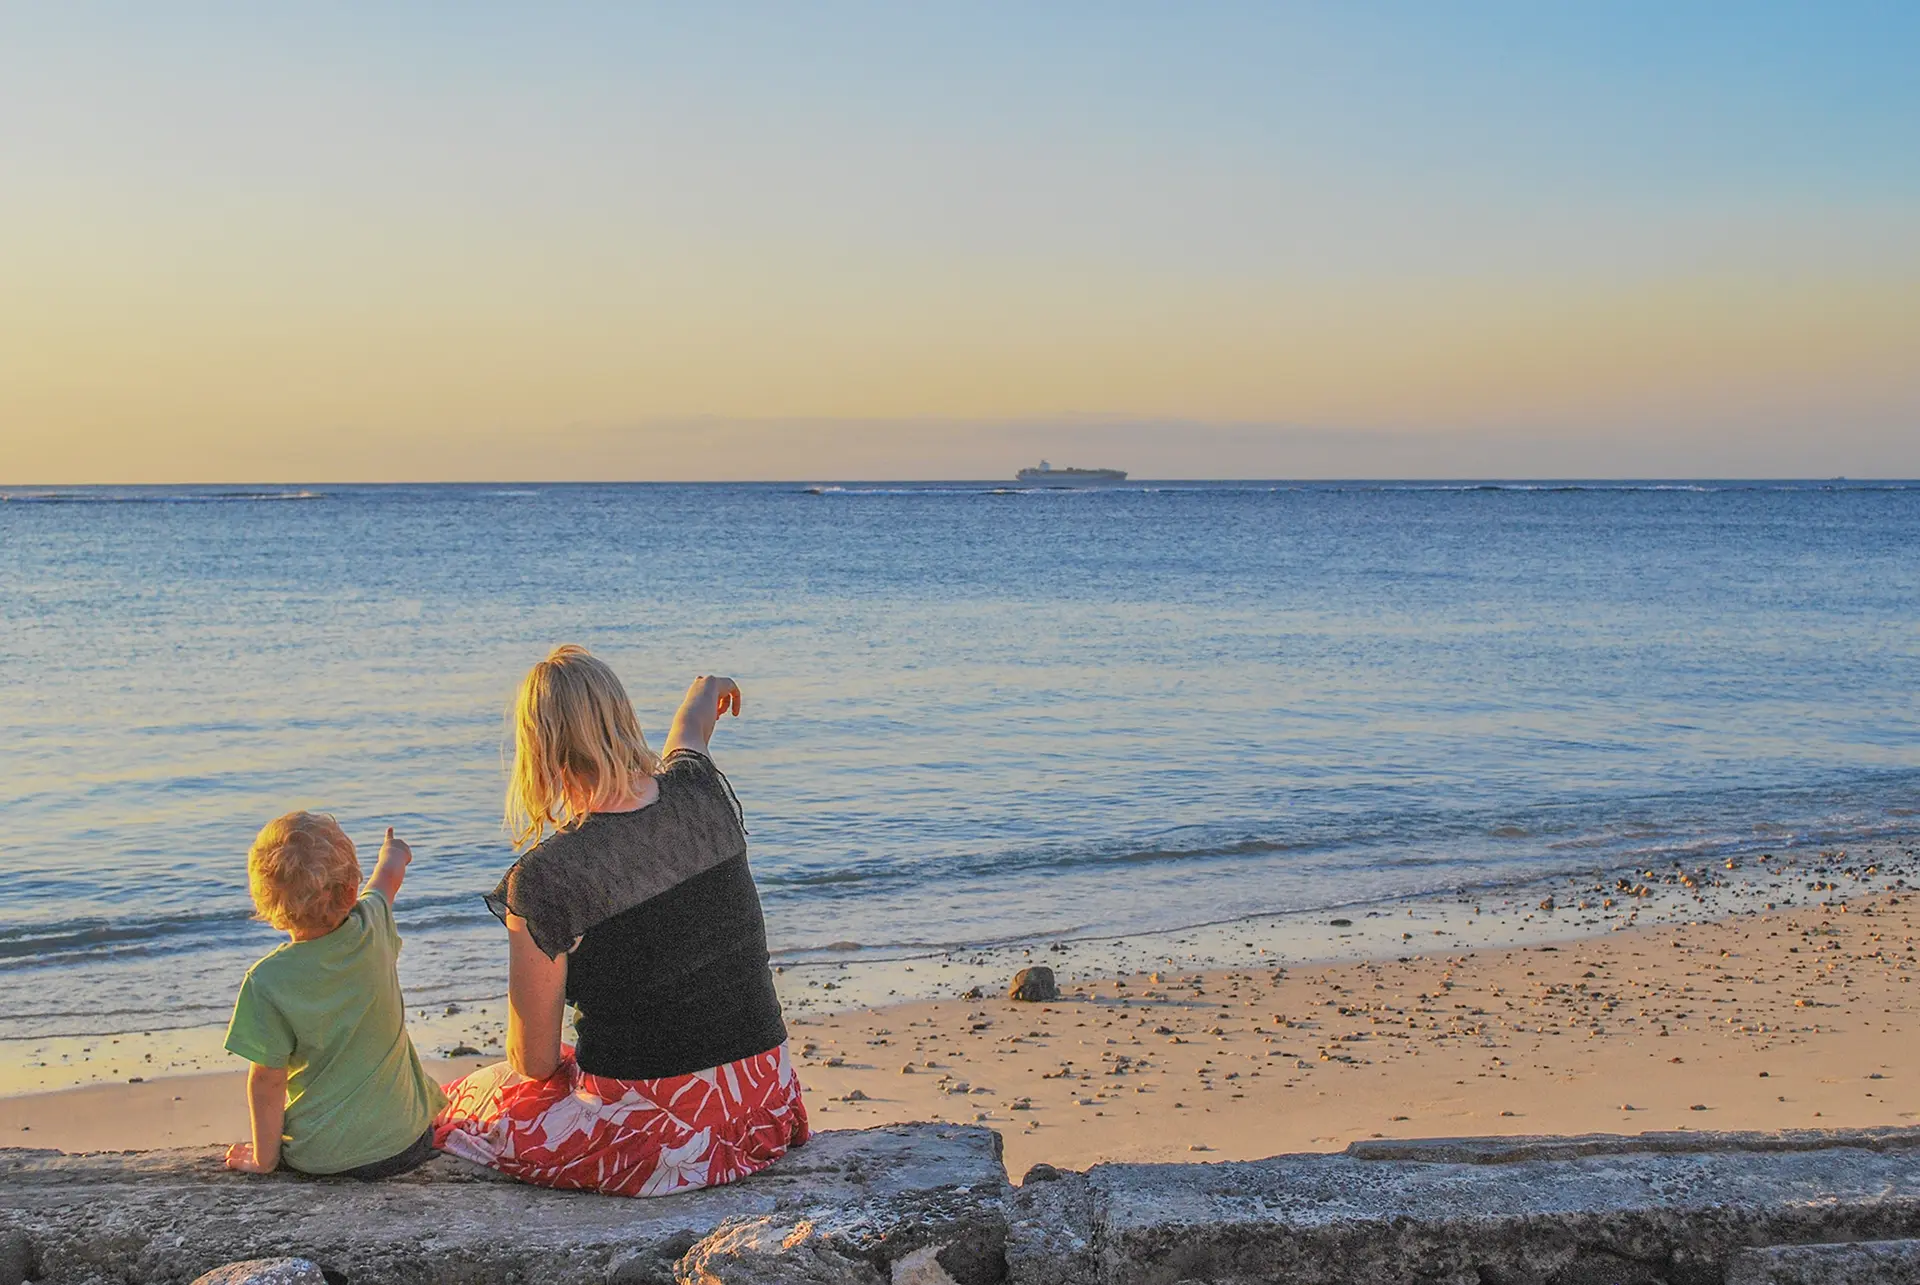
[
  {"xmin": 339, "ymin": 887, "xmax": 395, "ymax": 939},
  {"xmin": 350, "ymin": 887, "xmax": 402, "ymax": 948},
  {"xmin": 238, "ymin": 938, "xmax": 298, "ymax": 996}
]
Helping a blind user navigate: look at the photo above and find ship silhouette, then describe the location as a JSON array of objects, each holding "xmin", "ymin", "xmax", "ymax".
[{"xmin": 1015, "ymin": 460, "xmax": 1128, "ymax": 486}]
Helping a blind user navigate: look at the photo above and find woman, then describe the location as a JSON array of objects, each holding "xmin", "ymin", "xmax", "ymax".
[{"xmin": 436, "ymin": 646, "xmax": 808, "ymax": 1196}]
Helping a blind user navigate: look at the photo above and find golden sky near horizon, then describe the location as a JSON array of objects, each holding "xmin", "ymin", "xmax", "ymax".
[{"xmin": 3, "ymin": 7, "xmax": 1917, "ymax": 481}]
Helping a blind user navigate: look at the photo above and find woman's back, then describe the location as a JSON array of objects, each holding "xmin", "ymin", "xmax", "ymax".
[
  {"xmin": 570, "ymin": 848, "xmax": 784, "ymax": 1077},
  {"xmin": 486, "ymin": 748, "xmax": 787, "ymax": 1079}
]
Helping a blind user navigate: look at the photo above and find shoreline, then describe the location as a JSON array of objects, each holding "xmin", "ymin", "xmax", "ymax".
[
  {"xmin": 3, "ymin": 837, "xmax": 1905, "ymax": 1097},
  {"xmin": 4, "ymin": 841, "xmax": 1913, "ymax": 1176}
]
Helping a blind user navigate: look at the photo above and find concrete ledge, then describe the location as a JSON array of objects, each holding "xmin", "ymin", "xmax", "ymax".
[
  {"xmin": 1083, "ymin": 1128, "xmax": 1920, "ymax": 1285},
  {"xmin": 7, "ymin": 1126, "xmax": 1920, "ymax": 1284},
  {"xmin": 1344, "ymin": 1126, "xmax": 1920, "ymax": 1165},
  {"xmin": 0, "ymin": 1125, "xmax": 1007, "ymax": 1285},
  {"xmin": 1727, "ymin": 1239, "xmax": 1920, "ymax": 1285}
]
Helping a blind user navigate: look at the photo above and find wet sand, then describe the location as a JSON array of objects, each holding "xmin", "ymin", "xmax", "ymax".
[{"xmin": 5, "ymin": 845, "xmax": 1912, "ymax": 1178}]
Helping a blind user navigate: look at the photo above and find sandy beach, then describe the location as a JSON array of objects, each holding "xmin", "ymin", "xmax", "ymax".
[{"xmin": 5, "ymin": 844, "xmax": 1911, "ymax": 1179}]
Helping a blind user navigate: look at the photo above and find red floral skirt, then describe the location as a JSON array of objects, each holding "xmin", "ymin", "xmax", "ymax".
[{"xmin": 433, "ymin": 1042, "xmax": 809, "ymax": 1197}]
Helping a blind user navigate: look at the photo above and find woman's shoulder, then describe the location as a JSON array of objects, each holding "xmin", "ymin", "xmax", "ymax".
[
  {"xmin": 659, "ymin": 746, "xmax": 717, "ymax": 778},
  {"xmin": 487, "ymin": 756, "xmax": 745, "ymax": 953},
  {"xmin": 485, "ymin": 833, "xmax": 601, "ymax": 958},
  {"xmin": 486, "ymin": 822, "xmax": 596, "ymax": 915},
  {"xmin": 657, "ymin": 750, "xmax": 746, "ymax": 838}
]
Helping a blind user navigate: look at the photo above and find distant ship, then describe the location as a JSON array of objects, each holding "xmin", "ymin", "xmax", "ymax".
[{"xmin": 1016, "ymin": 460, "xmax": 1128, "ymax": 486}]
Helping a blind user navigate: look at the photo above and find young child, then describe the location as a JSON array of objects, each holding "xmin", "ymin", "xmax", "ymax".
[{"xmin": 223, "ymin": 812, "xmax": 446, "ymax": 1178}]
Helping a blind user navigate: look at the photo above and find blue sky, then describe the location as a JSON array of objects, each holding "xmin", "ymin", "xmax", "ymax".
[{"xmin": 3, "ymin": 3, "xmax": 1916, "ymax": 479}]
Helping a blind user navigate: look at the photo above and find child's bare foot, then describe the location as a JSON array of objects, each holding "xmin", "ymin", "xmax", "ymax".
[{"xmin": 224, "ymin": 1140, "xmax": 275, "ymax": 1173}]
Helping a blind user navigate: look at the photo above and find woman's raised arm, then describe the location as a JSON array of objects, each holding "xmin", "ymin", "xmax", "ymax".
[{"xmin": 662, "ymin": 675, "xmax": 742, "ymax": 759}]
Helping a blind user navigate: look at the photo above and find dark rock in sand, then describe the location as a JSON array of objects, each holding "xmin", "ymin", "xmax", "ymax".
[{"xmin": 1008, "ymin": 967, "xmax": 1058, "ymax": 1002}]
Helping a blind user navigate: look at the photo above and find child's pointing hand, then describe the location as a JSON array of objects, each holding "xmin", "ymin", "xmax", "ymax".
[
  {"xmin": 380, "ymin": 827, "xmax": 412, "ymax": 868},
  {"xmin": 367, "ymin": 827, "xmax": 413, "ymax": 904}
]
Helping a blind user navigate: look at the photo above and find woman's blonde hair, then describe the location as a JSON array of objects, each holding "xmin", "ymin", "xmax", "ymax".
[
  {"xmin": 506, "ymin": 644, "xmax": 661, "ymax": 850},
  {"xmin": 249, "ymin": 811, "xmax": 361, "ymax": 936}
]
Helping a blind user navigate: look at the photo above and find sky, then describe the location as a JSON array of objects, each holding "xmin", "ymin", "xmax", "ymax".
[{"xmin": 2, "ymin": 3, "xmax": 1916, "ymax": 482}]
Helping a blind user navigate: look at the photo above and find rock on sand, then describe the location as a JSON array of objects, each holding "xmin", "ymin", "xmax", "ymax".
[{"xmin": 1007, "ymin": 966, "xmax": 1059, "ymax": 1002}]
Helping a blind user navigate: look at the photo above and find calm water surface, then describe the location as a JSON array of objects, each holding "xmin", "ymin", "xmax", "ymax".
[{"xmin": 1, "ymin": 481, "xmax": 1915, "ymax": 1042}]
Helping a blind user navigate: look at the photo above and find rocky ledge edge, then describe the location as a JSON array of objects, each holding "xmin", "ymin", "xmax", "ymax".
[{"xmin": 5, "ymin": 1124, "xmax": 1920, "ymax": 1284}]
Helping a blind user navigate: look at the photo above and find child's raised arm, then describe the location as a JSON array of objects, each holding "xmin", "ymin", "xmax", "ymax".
[{"xmin": 365, "ymin": 827, "xmax": 412, "ymax": 905}]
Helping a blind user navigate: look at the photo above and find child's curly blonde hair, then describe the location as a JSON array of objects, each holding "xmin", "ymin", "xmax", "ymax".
[{"xmin": 248, "ymin": 811, "xmax": 361, "ymax": 936}]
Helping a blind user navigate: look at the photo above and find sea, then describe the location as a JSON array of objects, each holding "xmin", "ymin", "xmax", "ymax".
[{"xmin": 2, "ymin": 480, "xmax": 1916, "ymax": 1068}]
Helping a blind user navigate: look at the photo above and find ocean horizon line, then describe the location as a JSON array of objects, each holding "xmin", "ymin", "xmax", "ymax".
[{"xmin": 5, "ymin": 476, "xmax": 1918, "ymax": 492}]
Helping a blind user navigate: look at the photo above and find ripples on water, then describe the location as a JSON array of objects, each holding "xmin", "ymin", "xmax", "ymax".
[{"xmin": 1, "ymin": 481, "xmax": 1915, "ymax": 1039}]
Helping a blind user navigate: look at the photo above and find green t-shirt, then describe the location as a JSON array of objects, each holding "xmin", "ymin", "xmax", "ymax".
[{"xmin": 224, "ymin": 889, "xmax": 447, "ymax": 1174}]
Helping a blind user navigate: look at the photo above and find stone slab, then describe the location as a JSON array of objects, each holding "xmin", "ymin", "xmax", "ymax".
[
  {"xmin": 1088, "ymin": 1135, "xmax": 1920, "ymax": 1285},
  {"xmin": 1726, "ymin": 1239, "xmax": 1920, "ymax": 1285},
  {"xmin": 13, "ymin": 1125, "xmax": 1920, "ymax": 1284},
  {"xmin": 0, "ymin": 1124, "xmax": 1006, "ymax": 1285},
  {"xmin": 1346, "ymin": 1126, "xmax": 1920, "ymax": 1165}
]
